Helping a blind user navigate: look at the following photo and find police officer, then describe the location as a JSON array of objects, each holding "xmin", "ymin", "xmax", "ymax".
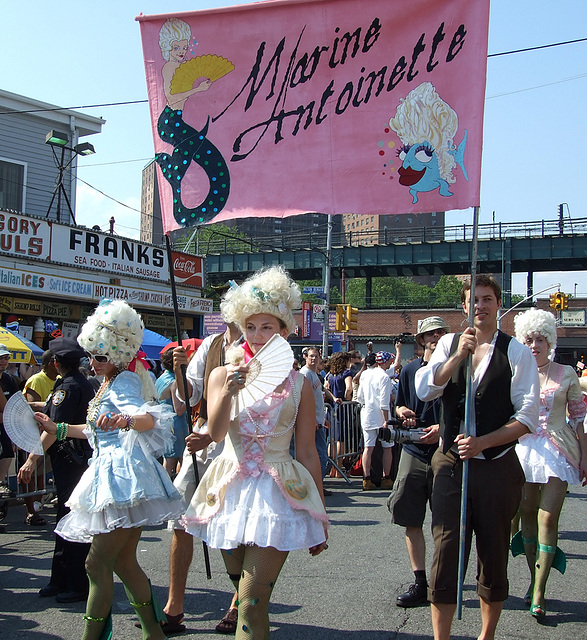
[{"xmin": 19, "ymin": 337, "xmax": 95, "ymax": 602}]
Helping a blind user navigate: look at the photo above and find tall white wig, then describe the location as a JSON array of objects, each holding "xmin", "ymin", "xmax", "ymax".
[
  {"xmin": 220, "ymin": 266, "xmax": 301, "ymax": 334},
  {"xmin": 159, "ymin": 18, "xmax": 192, "ymax": 61},
  {"xmin": 78, "ymin": 299, "xmax": 156, "ymax": 400},
  {"xmin": 514, "ymin": 308, "xmax": 557, "ymax": 353}
]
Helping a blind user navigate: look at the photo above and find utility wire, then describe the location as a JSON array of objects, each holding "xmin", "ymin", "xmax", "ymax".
[
  {"xmin": 487, "ymin": 36, "xmax": 587, "ymax": 57},
  {"xmin": 0, "ymin": 37, "xmax": 585, "ymax": 116}
]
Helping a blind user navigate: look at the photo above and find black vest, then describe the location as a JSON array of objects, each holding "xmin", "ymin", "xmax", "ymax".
[{"xmin": 440, "ymin": 331, "xmax": 515, "ymax": 460}]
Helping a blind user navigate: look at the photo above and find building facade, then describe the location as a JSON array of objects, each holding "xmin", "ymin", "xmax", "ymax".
[{"xmin": 0, "ymin": 89, "xmax": 104, "ymax": 226}]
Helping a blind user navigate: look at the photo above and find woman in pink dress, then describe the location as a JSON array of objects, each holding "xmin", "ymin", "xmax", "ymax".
[{"xmin": 514, "ymin": 308, "xmax": 587, "ymax": 620}]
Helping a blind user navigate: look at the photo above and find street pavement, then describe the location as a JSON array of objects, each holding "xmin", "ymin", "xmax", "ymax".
[{"xmin": 1, "ymin": 477, "xmax": 586, "ymax": 639}]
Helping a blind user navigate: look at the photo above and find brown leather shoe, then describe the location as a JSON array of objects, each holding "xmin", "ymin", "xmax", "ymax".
[
  {"xmin": 381, "ymin": 476, "xmax": 394, "ymax": 490},
  {"xmin": 216, "ymin": 608, "xmax": 238, "ymax": 634},
  {"xmin": 362, "ymin": 477, "xmax": 376, "ymax": 491}
]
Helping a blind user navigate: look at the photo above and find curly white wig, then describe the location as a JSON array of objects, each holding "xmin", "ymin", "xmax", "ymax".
[
  {"xmin": 220, "ymin": 266, "xmax": 301, "ymax": 334},
  {"xmin": 78, "ymin": 299, "xmax": 145, "ymax": 367},
  {"xmin": 159, "ymin": 18, "xmax": 192, "ymax": 61},
  {"xmin": 514, "ymin": 308, "xmax": 557, "ymax": 353}
]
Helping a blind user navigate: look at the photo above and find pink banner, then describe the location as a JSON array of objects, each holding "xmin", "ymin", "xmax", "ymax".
[{"xmin": 137, "ymin": 0, "xmax": 489, "ymax": 232}]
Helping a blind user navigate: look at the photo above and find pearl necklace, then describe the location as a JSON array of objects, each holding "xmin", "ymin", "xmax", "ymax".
[
  {"xmin": 242, "ymin": 372, "xmax": 299, "ymax": 442},
  {"xmin": 87, "ymin": 373, "xmax": 119, "ymax": 423},
  {"xmin": 537, "ymin": 361, "xmax": 552, "ymax": 387}
]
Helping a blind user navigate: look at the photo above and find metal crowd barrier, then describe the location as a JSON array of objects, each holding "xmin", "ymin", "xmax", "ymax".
[
  {"xmin": 327, "ymin": 401, "xmax": 363, "ymax": 484},
  {"xmin": 1, "ymin": 450, "xmax": 53, "ymax": 502}
]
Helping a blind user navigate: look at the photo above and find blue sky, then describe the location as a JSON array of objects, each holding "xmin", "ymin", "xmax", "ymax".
[{"xmin": 2, "ymin": 0, "xmax": 586, "ymax": 297}]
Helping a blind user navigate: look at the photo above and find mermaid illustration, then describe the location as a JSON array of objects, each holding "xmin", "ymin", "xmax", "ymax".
[
  {"xmin": 156, "ymin": 18, "xmax": 233, "ymax": 226},
  {"xmin": 389, "ymin": 82, "xmax": 468, "ymax": 204}
]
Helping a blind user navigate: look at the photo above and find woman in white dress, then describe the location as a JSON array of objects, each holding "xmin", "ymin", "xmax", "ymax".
[
  {"xmin": 181, "ymin": 266, "xmax": 328, "ymax": 639},
  {"xmin": 513, "ymin": 308, "xmax": 587, "ymax": 620},
  {"xmin": 36, "ymin": 300, "xmax": 183, "ymax": 640}
]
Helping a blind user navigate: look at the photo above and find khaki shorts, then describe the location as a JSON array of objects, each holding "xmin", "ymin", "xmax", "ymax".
[{"xmin": 387, "ymin": 450, "xmax": 433, "ymax": 528}]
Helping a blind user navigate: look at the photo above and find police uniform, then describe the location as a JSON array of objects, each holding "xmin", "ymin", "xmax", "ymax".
[{"xmin": 41, "ymin": 338, "xmax": 95, "ymax": 600}]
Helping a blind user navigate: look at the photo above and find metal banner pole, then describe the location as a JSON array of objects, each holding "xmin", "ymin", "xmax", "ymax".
[
  {"xmin": 322, "ymin": 214, "xmax": 332, "ymax": 358},
  {"xmin": 457, "ymin": 205, "xmax": 480, "ymax": 619}
]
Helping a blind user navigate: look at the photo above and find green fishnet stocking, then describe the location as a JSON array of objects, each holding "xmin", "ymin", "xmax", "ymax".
[{"xmin": 221, "ymin": 545, "xmax": 288, "ymax": 640}]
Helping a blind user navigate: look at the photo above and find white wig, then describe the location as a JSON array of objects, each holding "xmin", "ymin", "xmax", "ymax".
[
  {"xmin": 159, "ymin": 18, "xmax": 192, "ymax": 61},
  {"xmin": 220, "ymin": 266, "xmax": 301, "ymax": 334},
  {"xmin": 78, "ymin": 299, "xmax": 145, "ymax": 367},
  {"xmin": 514, "ymin": 308, "xmax": 557, "ymax": 353},
  {"xmin": 389, "ymin": 81, "xmax": 459, "ymax": 183}
]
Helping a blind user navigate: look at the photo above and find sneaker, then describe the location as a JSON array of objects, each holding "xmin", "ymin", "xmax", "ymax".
[
  {"xmin": 396, "ymin": 582, "xmax": 428, "ymax": 607},
  {"xmin": 362, "ymin": 477, "xmax": 376, "ymax": 491},
  {"xmin": 380, "ymin": 476, "xmax": 394, "ymax": 490}
]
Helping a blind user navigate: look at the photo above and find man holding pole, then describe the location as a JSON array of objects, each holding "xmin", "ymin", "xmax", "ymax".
[
  {"xmin": 162, "ymin": 321, "xmax": 242, "ymax": 634},
  {"xmin": 415, "ymin": 275, "xmax": 539, "ymax": 640}
]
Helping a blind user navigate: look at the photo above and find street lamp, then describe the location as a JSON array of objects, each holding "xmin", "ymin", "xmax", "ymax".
[
  {"xmin": 45, "ymin": 130, "xmax": 95, "ymax": 223},
  {"xmin": 574, "ymin": 282, "xmax": 578, "ymax": 297}
]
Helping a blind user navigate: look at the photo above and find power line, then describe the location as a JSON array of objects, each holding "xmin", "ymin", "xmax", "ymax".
[
  {"xmin": 0, "ymin": 99, "xmax": 147, "ymax": 116},
  {"xmin": 488, "ymin": 36, "xmax": 587, "ymax": 58},
  {"xmin": 0, "ymin": 37, "xmax": 585, "ymax": 117},
  {"xmin": 487, "ymin": 72, "xmax": 587, "ymax": 99}
]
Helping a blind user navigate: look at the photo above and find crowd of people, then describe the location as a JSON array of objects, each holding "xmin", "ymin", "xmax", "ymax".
[{"xmin": 1, "ymin": 269, "xmax": 586, "ymax": 640}]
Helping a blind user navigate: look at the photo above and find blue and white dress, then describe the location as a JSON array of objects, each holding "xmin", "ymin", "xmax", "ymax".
[{"xmin": 56, "ymin": 371, "xmax": 183, "ymax": 543}]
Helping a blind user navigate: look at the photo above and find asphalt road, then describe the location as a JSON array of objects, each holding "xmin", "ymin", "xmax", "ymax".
[{"xmin": 1, "ymin": 478, "xmax": 585, "ymax": 639}]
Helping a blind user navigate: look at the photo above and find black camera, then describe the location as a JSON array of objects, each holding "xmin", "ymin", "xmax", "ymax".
[{"xmin": 378, "ymin": 417, "xmax": 428, "ymax": 444}]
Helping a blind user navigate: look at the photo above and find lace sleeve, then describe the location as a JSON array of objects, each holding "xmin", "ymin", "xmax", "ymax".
[{"xmin": 111, "ymin": 371, "xmax": 175, "ymax": 458}]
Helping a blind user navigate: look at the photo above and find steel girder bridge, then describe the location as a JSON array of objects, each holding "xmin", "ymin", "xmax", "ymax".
[{"xmin": 203, "ymin": 216, "xmax": 587, "ymax": 308}]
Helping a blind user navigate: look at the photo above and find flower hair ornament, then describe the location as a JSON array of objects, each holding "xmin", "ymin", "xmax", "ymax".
[
  {"xmin": 78, "ymin": 299, "xmax": 145, "ymax": 368},
  {"xmin": 221, "ymin": 267, "xmax": 301, "ymax": 334}
]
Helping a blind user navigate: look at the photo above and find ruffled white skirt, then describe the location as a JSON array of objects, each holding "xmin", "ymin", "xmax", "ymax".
[
  {"xmin": 516, "ymin": 433, "xmax": 580, "ymax": 485},
  {"xmin": 56, "ymin": 442, "xmax": 184, "ymax": 543},
  {"xmin": 183, "ymin": 471, "xmax": 326, "ymax": 551}
]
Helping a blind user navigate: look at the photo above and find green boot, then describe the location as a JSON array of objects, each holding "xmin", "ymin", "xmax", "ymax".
[
  {"xmin": 129, "ymin": 580, "xmax": 167, "ymax": 639},
  {"xmin": 82, "ymin": 610, "xmax": 112, "ymax": 640}
]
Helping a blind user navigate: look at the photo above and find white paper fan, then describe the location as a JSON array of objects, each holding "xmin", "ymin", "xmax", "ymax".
[
  {"xmin": 3, "ymin": 391, "xmax": 44, "ymax": 455},
  {"xmin": 237, "ymin": 334, "xmax": 294, "ymax": 410}
]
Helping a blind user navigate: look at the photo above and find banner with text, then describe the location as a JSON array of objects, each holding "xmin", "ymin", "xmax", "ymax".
[
  {"xmin": 138, "ymin": 0, "xmax": 489, "ymax": 231},
  {"xmin": 0, "ymin": 211, "xmax": 204, "ymax": 288}
]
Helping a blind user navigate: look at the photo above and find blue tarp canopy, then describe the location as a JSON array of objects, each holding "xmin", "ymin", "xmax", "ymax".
[{"xmin": 141, "ymin": 329, "xmax": 171, "ymax": 360}]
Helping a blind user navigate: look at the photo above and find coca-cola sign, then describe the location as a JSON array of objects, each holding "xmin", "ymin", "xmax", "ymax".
[{"xmin": 171, "ymin": 251, "xmax": 204, "ymax": 288}]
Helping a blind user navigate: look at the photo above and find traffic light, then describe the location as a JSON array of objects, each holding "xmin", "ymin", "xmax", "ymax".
[
  {"xmin": 335, "ymin": 304, "xmax": 347, "ymax": 331},
  {"xmin": 549, "ymin": 293, "xmax": 558, "ymax": 309},
  {"xmin": 346, "ymin": 305, "xmax": 359, "ymax": 331},
  {"xmin": 549, "ymin": 291, "xmax": 567, "ymax": 310}
]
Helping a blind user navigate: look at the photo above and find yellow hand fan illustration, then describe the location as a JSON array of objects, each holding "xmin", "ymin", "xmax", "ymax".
[{"xmin": 170, "ymin": 55, "xmax": 235, "ymax": 94}]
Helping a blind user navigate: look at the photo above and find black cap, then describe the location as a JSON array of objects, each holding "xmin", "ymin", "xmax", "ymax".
[{"xmin": 49, "ymin": 337, "xmax": 87, "ymax": 359}]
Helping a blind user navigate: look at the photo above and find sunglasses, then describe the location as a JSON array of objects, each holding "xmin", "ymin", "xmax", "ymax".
[{"xmin": 91, "ymin": 354, "xmax": 109, "ymax": 363}]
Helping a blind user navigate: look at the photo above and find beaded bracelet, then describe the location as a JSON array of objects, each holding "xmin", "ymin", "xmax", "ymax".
[
  {"xmin": 56, "ymin": 422, "xmax": 69, "ymax": 441},
  {"xmin": 119, "ymin": 413, "xmax": 136, "ymax": 431}
]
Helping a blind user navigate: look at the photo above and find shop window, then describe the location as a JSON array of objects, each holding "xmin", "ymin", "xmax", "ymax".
[{"xmin": 0, "ymin": 158, "xmax": 26, "ymax": 211}]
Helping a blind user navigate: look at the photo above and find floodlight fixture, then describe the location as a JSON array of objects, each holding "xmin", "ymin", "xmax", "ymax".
[
  {"xmin": 45, "ymin": 130, "xmax": 97, "ymax": 224},
  {"xmin": 45, "ymin": 130, "xmax": 70, "ymax": 147},
  {"xmin": 73, "ymin": 142, "xmax": 95, "ymax": 156}
]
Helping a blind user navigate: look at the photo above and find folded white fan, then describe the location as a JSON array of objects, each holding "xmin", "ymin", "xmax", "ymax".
[
  {"xmin": 3, "ymin": 391, "xmax": 44, "ymax": 455},
  {"xmin": 237, "ymin": 334, "xmax": 294, "ymax": 410}
]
